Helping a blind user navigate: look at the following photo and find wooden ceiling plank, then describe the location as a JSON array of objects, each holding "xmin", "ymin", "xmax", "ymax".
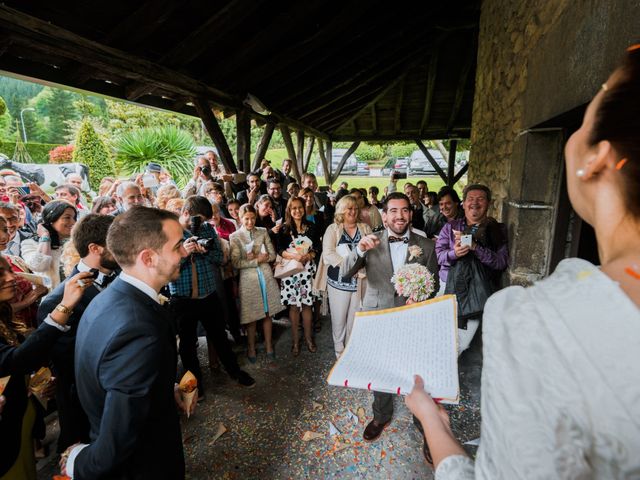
[
  {"xmin": 394, "ymin": 77, "xmax": 405, "ymax": 134},
  {"xmin": 252, "ymin": 122, "xmax": 275, "ymax": 171},
  {"xmin": 193, "ymin": 97, "xmax": 238, "ymax": 173},
  {"xmin": 446, "ymin": 38, "xmax": 476, "ymax": 133},
  {"xmin": 420, "ymin": 51, "xmax": 439, "ymax": 135},
  {"xmin": 331, "ymin": 141, "xmax": 360, "ymax": 184},
  {"xmin": 104, "ymin": 0, "xmax": 179, "ymax": 47},
  {"xmin": 279, "ymin": 125, "xmax": 301, "ymax": 182},
  {"xmin": 160, "ymin": 0, "xmax": 265, "ymax": 68}
]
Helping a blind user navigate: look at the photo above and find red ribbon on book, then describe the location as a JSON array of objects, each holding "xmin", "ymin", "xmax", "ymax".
[
  {"xmin": 396, "ymin": 387, "xmax": 401, "ymax": 395},
  {"xmin": 344, "ymin": 379, "xmax": 348, "ymax": 387},
  {"xmin": 367, "ymin": 383, "xmax": 371, "ymax": 391}
]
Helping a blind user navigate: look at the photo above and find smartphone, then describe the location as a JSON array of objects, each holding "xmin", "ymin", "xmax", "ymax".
[
  {"xmin": 461, "ymin": 234, "xmax": 473, "ymax": 247},
  {"xmin": 17, "ymin": 186, "xmax": 31, "ymax": 196}
]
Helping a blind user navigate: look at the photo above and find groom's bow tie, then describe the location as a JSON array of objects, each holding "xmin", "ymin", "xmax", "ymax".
[{"xmin": 388, "ymin": 236, "xmax": 408, "ymax": 244}]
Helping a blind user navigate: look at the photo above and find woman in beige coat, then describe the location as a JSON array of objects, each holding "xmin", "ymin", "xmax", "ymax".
[
  {"xmin": 313, "ymin": 195, "xmax": 372, "ymax": 357},
  {"xmin": 230, "ymin": 204, "xmax": 284, "ymax": 363}
]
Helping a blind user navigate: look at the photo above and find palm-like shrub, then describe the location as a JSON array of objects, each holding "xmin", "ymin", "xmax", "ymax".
[{"xmin": 114, "ymin": 126, "xmax": 196, "ymax": 187}]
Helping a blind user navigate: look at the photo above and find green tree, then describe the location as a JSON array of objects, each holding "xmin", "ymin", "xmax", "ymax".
[
  {"xmin": 46, "ymin": 89, "xmax": 79, "ymax": 142},
  {"xmin": 72, "ymin": 119, "xmax": 114, "ymax": 190}
]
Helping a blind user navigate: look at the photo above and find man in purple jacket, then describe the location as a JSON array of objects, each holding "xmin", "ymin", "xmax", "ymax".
[{"xmin": 435, "ymin": 184, "xmax": 508, "ymax": 353}]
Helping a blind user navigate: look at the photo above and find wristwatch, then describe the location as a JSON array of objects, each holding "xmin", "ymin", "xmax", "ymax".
[{"xmin": 55, "ymin": 304, "xmax": 73, "ymax": 315}]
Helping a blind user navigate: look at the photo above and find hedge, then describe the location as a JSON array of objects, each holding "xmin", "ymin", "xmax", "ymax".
[{"xmin": 0, "ymin": 141, "xmax": 62, "ymax": 164}]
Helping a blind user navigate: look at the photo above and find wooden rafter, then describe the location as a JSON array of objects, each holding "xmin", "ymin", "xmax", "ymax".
[
  {"xmin": 193, "ymin": 98, "xmax": 237, "ymax": 173},
  {"xmin": 317, "ymin": 139, "xmax": 331, "ymax": 186},
  {"xmin": 160, "ymin": 0, "xmax": 265, "ymax": 68},
  {"xmin": 420, "ymin": 51, "xmax": 439, "ymax": 135},
  {"xmin": 453, "ymin": 162, "xmax": 469, "ymax": 184},
  {"xmin": 446, "ymin": 40, "xmax": 475, "ymax": 133},
  {"xmin": 280, "ymin": 125, "xmax": 301, "ymax": 183},
  {"xmin": 331, "ymin": 141, "xmax": 360, "ymax": 184},
  {"xmin": 303, "ymin": 137, "xmax": 315, "ymax": 173},
  {"xmin": 371, "ymin": 105, "xmax": 377, "ymax": 135},
  {"xmin": 296, "ymin": 130, "xmax": 306, "ymax": 176},
  {"xmin": 236, "ymin": 109, "xmax": 251, "ymax": 173},
  {"xmin": 103, "ymin": 0, "xmax": 178, "ymax": 48},
  {"xmin": 252, "ymin": 123, "xmax": 275, "ymax": 171},
  {"xmin": 447, "ymin": 139, "xmax": 458, "ymax": 185},
  {"xmin": 394, "ymin": 78, "xmax": 405, "ymax": 134},
  {"xmin": 415, "ymin": 139, "xmax": 447, "ymax": 183}
]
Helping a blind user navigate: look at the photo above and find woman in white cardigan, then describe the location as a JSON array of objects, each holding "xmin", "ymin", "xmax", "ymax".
[
  {"xmin": 314, "ymin": 195, "xmax": 371, "ymax": 357},
  {"xmin": 22, "ymin": 200, "xmax": 77, "ymax": 289}
]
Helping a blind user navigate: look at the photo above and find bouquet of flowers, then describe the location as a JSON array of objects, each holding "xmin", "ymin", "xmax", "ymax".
[
  {"xmin": 290, "ymin": 236, "xmax": 313, "ymax": 256},
  {"xmin": 391, "ymin": 263, "xmax": 436, "ymax": 302}
]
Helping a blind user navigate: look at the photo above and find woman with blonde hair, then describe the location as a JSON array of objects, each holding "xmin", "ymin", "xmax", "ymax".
[
  {"xmin": 155, "ymin": 184, "xmax": 181, "ymax": 210},
  {"xmin": 313, "ymin": 195, "xmax": 371, "ymax": 357}
]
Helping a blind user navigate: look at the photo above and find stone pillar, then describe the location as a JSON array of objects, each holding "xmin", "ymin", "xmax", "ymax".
[{"xmin": 503, "ymin": 129, "xmax": 565, "ymax": 285}]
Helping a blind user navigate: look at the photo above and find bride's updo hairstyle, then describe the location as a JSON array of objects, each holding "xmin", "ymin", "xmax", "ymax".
[{"xmin": 589, "ymin": 44, "xmax": 640, "ymax": 217}]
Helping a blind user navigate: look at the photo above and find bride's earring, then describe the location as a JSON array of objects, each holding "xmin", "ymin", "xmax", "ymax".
[{"xmin": 576, "ymin": 169, "xmax": 586, "ymax": 178}]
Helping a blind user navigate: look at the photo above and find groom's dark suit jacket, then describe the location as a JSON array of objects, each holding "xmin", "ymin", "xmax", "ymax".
[{"xmin": 74, "ymin": 277, "xmax": 184, "ymax": 480}]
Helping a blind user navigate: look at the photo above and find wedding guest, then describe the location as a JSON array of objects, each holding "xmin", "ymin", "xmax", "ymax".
[
  {"xmin": 21, "ymin": 200, "xmax": 77, "ymax": 288},
  {"xmin": 267, "ymin": 179, "xmax": 287, "ymax": 220},
  {"xmin": 416, "ymin": 180, "xmax": 429, "ymax": 204},
  {"xmin": 165, "ymin": 197, "xmax": 185, "ymax": 215},
  {"xmin": 350, "ymin": 188, "xmax": 382, "ymax": 230},
  {"xmin": 286, "ymin": 182, "xmax": 301, "ymax": 199},
  {"xmin": 424, "ymin": 187, "xmax": 463, "ymax": 239},
  {"xmin": 0, "ymin": 202, "xmax": 33, "ymax": 257},
  {"xmin": 313, "ymin": 195, "xmax": 372, "ymax": 357},
  {"xmin": 209, "ymin": 203, "xmax": 236, "ymax": 241},
  {"xmin": 435, "ymin": 184, "xmax": 508, "ymax": 353},
  {"xmin": 0, "ymin": 257, "xmax": 92, "ymax": 480},
  {"xmin": 277, "ymin": 197, "xmax": 320, "ymax": 356},
  {"xmin": 91, "ymin": 196, "xmax": 117, "ymax": 215},
  {"xmin": 38, "ymin": 214, "xmax": 119, "ymax": 454},
  {"xmin": 255, "ymin": 194, "xmax": 282, "ymax": 244},
  {"xmin": 155, "ymin": 184, "xmax": 181, "ymax": 210},
  {"xmin": 97, "ymin": 177, "xmax": 115, "ymax": 197},
  {"xmin": 368, "ymin": 186, "xmax": 383, "ymax": 209},
  {"xmin": 236, "ymin": 173, "xmax": 264, "ymax": 205},
  {"xmin": 226, "ymin": 199, "xmax": 241, "ymax": 229},
  {"xmin": 230, "ymin": 204, "xmax": 284, "ymax": 362},
  {"xmin": 203, "ymin": 182, "xmax": 228, "ymax": 216},
  {"xmin": 299, "ymin": 187, "xmax": 325, "ymax": 232},
  {"xmin": 114, "ymin": 181, "xmax": 145, "ymax": 214},
  {"xmin": 407, "ymin": 45, "xmax": 640, "ymax": 478}
]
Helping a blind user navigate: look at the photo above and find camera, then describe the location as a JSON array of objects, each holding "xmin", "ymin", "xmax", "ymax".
[
  {"xmin": 200, "ymin": 165, "xmax": 212, "ymax": 176},
  {"xmin": 196, "ymin": 238, "xmax": 217, "ymax": 250},
  {"xmin": 188, "ymin": 215, "xmax": 215, "ymax": 252}
]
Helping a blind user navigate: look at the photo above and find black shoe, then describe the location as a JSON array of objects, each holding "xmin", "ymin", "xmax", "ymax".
[
  {"xmin": 363, "ymin": 419, "xmax": 390, "ymax": 442},
  {"xmin": 232, "ymin": 370, "xmax": 256, "ymax": 388}
]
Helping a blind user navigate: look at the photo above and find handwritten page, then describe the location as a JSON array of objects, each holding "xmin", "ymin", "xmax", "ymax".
[{"xmin": 327, "ymin": 295, "xmax": 459, "ymax": 403}]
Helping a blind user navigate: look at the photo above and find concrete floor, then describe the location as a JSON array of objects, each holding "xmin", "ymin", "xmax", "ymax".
[{"xmin": 39, "ymin": 315, "xmax": 482, "ymax": 479}]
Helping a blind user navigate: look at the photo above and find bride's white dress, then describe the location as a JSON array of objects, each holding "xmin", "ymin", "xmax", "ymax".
[{"xmin": 438, "ymin": 258, "xmax": 640, "ymax": 479}]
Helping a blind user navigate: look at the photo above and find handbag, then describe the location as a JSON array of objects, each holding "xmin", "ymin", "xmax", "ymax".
[{"xmin": 273, "ymin": 255, "xmax": 305, "ymax": 279}]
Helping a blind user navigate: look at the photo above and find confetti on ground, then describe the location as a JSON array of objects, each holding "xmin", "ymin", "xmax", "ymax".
[
  {"xmin": 38, "ymin": 315, "xmax": 482, "ymax": 479},
  {"xmin": 208, "ymin": 423, "xmax": 227, "ymax": 445},
  {"xmin": 328, "ymin": 421, "xmax": 341, "ymax": 436}
]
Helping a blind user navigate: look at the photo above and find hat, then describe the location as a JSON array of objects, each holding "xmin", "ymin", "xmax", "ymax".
[{"xmin": 147, "ymin": 162, "xmax": 162, "ymax": 173}]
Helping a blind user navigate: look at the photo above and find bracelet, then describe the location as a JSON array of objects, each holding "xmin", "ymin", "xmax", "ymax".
[
  {"xmin": 39, "ymin": 236, "xmax": 51, "ymax": 243},
  {"xmin": 54, "ymin": 303, "xmax": 73, "ymax": 315}
]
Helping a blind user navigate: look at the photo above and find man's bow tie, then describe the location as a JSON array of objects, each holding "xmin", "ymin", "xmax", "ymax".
[
  {"xmin": 91, "ymin": 269, "xmax": 117, "ymax": 288},
  {"xmin": 388, "ymin": 236, "xmax": 408, "ymax": 244}
]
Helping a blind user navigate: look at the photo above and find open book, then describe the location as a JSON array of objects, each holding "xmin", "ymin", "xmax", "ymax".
[{"xmin": 327, "ymin": 295, "xmax": 459, "ymax": 403}]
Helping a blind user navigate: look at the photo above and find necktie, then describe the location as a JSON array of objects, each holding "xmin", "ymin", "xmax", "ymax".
[
  {"xmin": 389, "ymin": 236, "xmax": 408, "ymax": 244},
  {"xmin": 101, "ymin": 273, "xmax": 117, "ymax": 288}
]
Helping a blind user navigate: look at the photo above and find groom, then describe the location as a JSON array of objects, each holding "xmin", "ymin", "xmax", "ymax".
[{"xmin": 342, "ymin": 192, "xmax": 439, "ymax": 443}]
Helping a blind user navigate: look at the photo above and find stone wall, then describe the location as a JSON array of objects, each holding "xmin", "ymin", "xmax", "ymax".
[{"xmin": 470, "ymin": 0, "xmax": 640, "ymax": 283}]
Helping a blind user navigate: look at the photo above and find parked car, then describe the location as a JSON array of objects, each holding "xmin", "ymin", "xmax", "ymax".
[
  {"xmin": 381, "ymin": 157, "xmax": 409, "ymax": 176},
  {"xmin": 408, "ymin": 149, "xmax": 448, "ymax": 176},
  {"xmin": 356, "ymin": 161, "xmax": 370, "ymax": 176},
  {"xmin": 315, "ymin": 148, "xmax": 358, "ymax": 177}
]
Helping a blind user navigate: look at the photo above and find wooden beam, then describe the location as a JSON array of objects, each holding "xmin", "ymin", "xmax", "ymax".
[
  {"xmin": 252, "ymin": 123, "xmax": 275, "ymax": 171},
  {"xmin": 453, "ymin": 162, "xmax": 469, "ymax": 184},
  {"xmin": 331, "ymin": 141, "xmax": 360, "ymax": 184},
  {"xmin": 160, "ymin": 0, "xmax": 266, "ymax": 68},
  {"xmin": 324, "ymin": 71, "xmax": 410, "ymax": 133},
  {"xmin": 447, "ymin": 139, "xmax": 458, "ymax": 185},
  {"xmin": 415, "ymin": 140, "xmax": 447, "ymax": 183},
  {"xmin": 103, "ymin": 0, "xmax": 178, "ymax": 48},
  {"xmin": 420, "ymin": 51, "xmax": 439, "ymax": 135},
  {"xmin": 317, "ymin": 139, "xmax": 331, "ymax": 186},
  {"xmin": 446, "ymin": 41, "xmax": 475, "ymax": 133},
  {"xmin": 124, "ymin": 81, "xmax": 155, "ymax": 101},
  {"xmin": 296, "ymin": 130, "xmax": 305, "ymax": 177},
  {"xmin": 236, "ymin": 109, "xmax": 251, "ymax": 173},
  {"xmin": 394, "ymin": 78, "xmax": 405, "ymax": 134},
  {"xmin": 0, "ymin": 5, "xmax": 238, "ymax": 107},
  {"xmin": 326, "ymin": 140, "xmax": 333, "ymax": 185},
  {"xmin": 280, "ymin": 125, "xmax": 300, "ymax": 183},
  {"xmin": 303, "ymin": 137, "xmax": 315, "ymax": 173},
  {"xmin": 193, "ymin": 98, "xmax": 237, "ymax": 173},
  {"xmin": 330, "ymin": 129, "xmax": 472, "ymax": 142}
]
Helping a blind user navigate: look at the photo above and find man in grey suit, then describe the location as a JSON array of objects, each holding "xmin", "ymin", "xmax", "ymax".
[{"xmin": 342, "ymin": 192, "xmax": 439, "ymax": 445}]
